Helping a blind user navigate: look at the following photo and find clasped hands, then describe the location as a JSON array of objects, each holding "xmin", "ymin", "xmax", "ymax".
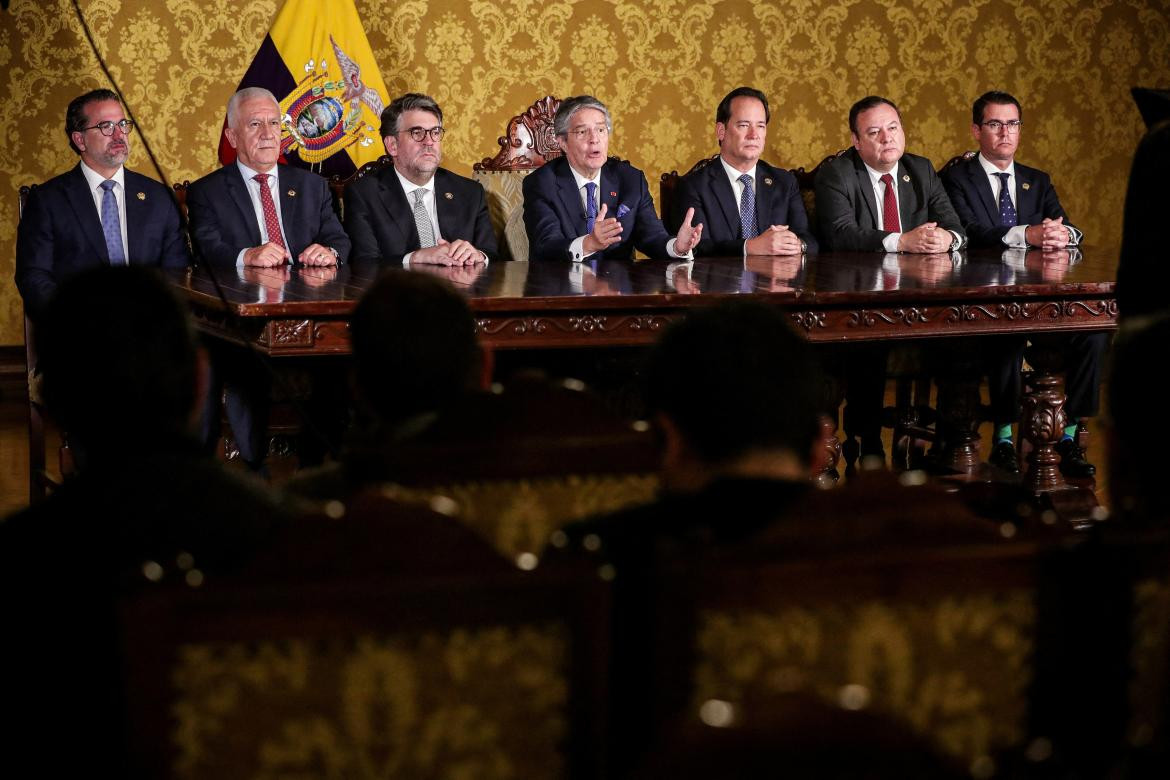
[
  {"xmin": 1024, "ymin": 217, "xmax": 1071, "ymax": 249},
  {"xmin": 411, "ymin": 239, "xmax": 487, "ymax": 266},
  {"xmin": 897, "ymin": 222, "xmax": 954, "ymax": 253},
  {"xmin": 583, "ymin": 203, "xmax": 704, "ymax": 255},
  {"xmin": 243, "ymin": 241, "xmax": 337, "ymax": 267},
  {"xmin": 745, "ymin": 224, "xmax": 804, "ymax": 256}
]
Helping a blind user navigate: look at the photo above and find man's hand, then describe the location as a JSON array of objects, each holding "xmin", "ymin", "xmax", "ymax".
[
  {"xmin": 413, "ymin": 262, "xmax": 486, "ymax": 285},
  {"xmin": 583, "ymin": 203, "xmax": 623, "ymax": 254},
  {"xmin": 746, "ymin": 224, "xmax": 803, "ymax": 256},
  {"xmin": 297, "ymin": 243, "xmax": 337, "ymax": 267},
  {"xmin": 442, "ymin": 238, "xmax": 487, "ymax": 265},
  {"xmin": 243, "ymin": 241, "xmax": 289, "ymax": 267},
  {"xmin": 1024, "ymin": 217, "xmax": 1071, "ymax": 249},
  {"xmin": 671, "ymin": 264, "xmax": 701, "ymax": 294},
  {"xmin": 897, "ymin": 222, "xmax": 953, "ymax": 253},
  {"xmin": 674, "ymin": 207, "xmax": 704, "ymax": 255}
]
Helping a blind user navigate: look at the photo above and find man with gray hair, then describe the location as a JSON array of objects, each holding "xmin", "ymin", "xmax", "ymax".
[
  {"xmin": 523, "ymin": 94, "xmax": 702, "ymax": 262},
  {"xmin": 345, "ymin": 92, "xmax": 497, "ymax": 265}
]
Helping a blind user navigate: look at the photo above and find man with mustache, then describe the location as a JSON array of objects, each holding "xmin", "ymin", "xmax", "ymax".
[
  {"xmin": 16, "ymin": 89, "xmax": 190, "ymax": 319},
  {"xmin": 345, "ymin": 92, "xmax": 497, "ymax": 266}
]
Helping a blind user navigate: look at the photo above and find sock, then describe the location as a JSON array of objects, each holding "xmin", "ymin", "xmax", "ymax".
[
  {"xmin": 1061, "ymin": 423, "xmax": 1077, "ymax": 442},
  {"xmin": 994, "ymin": 424, "xmax": 1013, "ymax": 444}
]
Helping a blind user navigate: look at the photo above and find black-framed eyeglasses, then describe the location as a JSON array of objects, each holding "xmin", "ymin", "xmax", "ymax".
[
  {"xmin": 980, "ymin": 120, "xmax": 1022, "ymax": 133},
  {"xmin": 401, "ymin": 126, "xmax": 444, "ymax": 142},
  {"xmin": 82, "ymin": 119, "xmax": 135, "ymax": 136}
]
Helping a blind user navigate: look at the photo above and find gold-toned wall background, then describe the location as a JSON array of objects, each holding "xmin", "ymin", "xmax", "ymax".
[{"xmin": 2, "ymin": 0, "xmax": 1167, "ymax": 345}]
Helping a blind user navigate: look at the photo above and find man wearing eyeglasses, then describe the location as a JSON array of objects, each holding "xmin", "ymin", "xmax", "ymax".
[
  {"xmin": 344, "ymin": 92, "xmax": 497, "ymax": 266},
  {"xmin": 15, "ymin": 89, "xmax": 189, "ymax": 318},
  {"xmin": 941, "ymin": 90, "xmax": 1105, "ymax": 478},
  {"xmin": 523, "ymin": 94, "xmax": 703, "ymax": 263}
]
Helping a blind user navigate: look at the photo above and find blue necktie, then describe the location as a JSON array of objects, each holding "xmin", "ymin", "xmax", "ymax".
[
  {"xmin": 995, "ymin": 172, "xmax": 1017, "ymax": 227},
  {"xmin": 738, "ymin": 174, "xmax": 757, "ymax": 239},
  {"xmin": 585, "ymin": 181, "xmax": 598, "ymax": 233},
  {"xmin": 99, "ymin": 180, "xmax": 126, "ymax": 265}
]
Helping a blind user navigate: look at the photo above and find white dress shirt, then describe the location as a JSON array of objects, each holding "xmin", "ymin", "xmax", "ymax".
[
  {"xmin": 235, "ymin": 161, "xmax": 290, "ymax": 266},
  {"xmin": 863, "ymin": 160, "xmax": 961, "ymax": 253},
  {"xmin": 78, "ymin": 161, "xmax": 128, "ymax": 259},
  {"xmin": 977, "ymin": 153, "xmax": 1081, "ymax": 248},
  {"xmin": 566, "ymin": 164, "xmax": 689, "ymax": 262}
]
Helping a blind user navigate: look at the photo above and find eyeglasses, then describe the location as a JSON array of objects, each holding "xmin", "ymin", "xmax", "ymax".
[
  {"xmin": 567, "ymin": 125, "xmax": 609, "ymax": 141},
  {"xmin": 401, "ymin": 126, "xmax": 444, "ymax": 142},
  {"xmin": 82, "ymin": 119, "xmax": 135, "ymax": 136},
  {"xmin": 981, "ymin": 120, "xmax": 1022, "ymax": 133}
]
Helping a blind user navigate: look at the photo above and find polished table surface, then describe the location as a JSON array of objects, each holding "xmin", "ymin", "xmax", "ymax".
[{"xmin": 170, "ymin": 248, "xmax": 1118, "ymax": 355}]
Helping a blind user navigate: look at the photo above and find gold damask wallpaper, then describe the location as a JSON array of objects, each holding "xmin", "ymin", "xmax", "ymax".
[{"xmin": 2, "ymin": 0, "xmax": 1167, "ymax": 345}]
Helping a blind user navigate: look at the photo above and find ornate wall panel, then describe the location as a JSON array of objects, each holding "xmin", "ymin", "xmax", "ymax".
[{"xmin": 3, "ymin": 0, "xmax": 1167, "ymax": 344}]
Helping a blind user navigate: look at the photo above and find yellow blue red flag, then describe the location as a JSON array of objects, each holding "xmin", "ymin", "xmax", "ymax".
[{"xmin": 218, "ymin": 0, "xmax": 389, "ymax": 177}]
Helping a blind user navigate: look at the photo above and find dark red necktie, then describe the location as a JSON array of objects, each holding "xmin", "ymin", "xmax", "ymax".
[
  {"xmin": 253, "ymin": 173, "xmax": 287, "ymax": 252},
  {"xmin": 880, "ymin": 173, "xmax": 900, "ymax": 232}
]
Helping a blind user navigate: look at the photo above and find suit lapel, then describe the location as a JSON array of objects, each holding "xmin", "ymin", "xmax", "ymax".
[
  {"xmin": 897, "ymin": 162, "xmax": 920, "ymax": 229},
  {"xmin": 556, "ymin": 160, "xmax": 585, "ymax": 232},
  {"xmin": 852, "ymin": 154, "xmax": 879, "ymax": 230},
  {"xmin": 1015, "ymin": 166, "xmax": 1036, "ymax": 222},
  {"xmin": 225, "ymin": 167, "xmax": 263, "ymax": 247},
  {"xmin": 709, "ymin": 162, "xmax": 741, "ymax": 237},
  {"xmin": 600, "ymin": 161, "xmax": 619, "ymax": 220},
  {"xmin": 378, "ymin": 166, "xmax": 419, "ymax": 245},
  {"xmin": 277, "ymin": 167, "xmax": 302, "ymax": 251},
  {"xmin": 433, "ymin": 169, "xmax": 460, "ymax": 240},
  {"xmin": 65, "ymin": 165, "xmax": 110, "ymax": 263},
  {"xmin": 754, "ymin": 163, "xmax": 776, "ymax": 232},
  {"xmin": 124, "ymin": 171, "xmax": 148, "ymax": 263},
  {"xmin": 966, "ymin": 158, "xmax": 1001, "ymax": 227}
]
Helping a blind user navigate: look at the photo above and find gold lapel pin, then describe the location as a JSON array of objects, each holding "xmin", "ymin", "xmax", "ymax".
[
  {"xmin": 763, "ymin": 177, "xmax": 773, "ymax": 186},
  {"xmin": 445, "ymin": 192, "xmax": 453, "ymax": 200},
  {"xmin": 1021, "ymin": 182, "xmax": 1030, "ymax": 190},
  {"xmin": 902, "ymin": 174, "xmax": 910, "ymax": 182},
  {"xmin": 136, "ymin": 192, "xmax": 145, "ymax": 200},
  {"xmin": 287, "ymin": 189, "xmax": 297, "ymax": 197}
]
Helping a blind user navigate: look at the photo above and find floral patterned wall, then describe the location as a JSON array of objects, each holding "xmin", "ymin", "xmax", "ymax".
[{"xmin": 2, "ymin": 0, "xmax": 1167, "ymax": 345}]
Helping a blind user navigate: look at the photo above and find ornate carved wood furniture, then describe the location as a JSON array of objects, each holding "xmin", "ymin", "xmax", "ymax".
[
  {"xmin": 472, "ymin": 95, "xmax": 562, "ymax": 261},
  {"xmin": 658, "ymin": 154, "xmax": 719, "ymax": 234}
]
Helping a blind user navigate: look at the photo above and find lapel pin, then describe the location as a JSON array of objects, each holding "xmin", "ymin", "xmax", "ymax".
[
  {"xmin": 136, "ymin": 192, "xmax": 145, "ymax": 200},
  {"xmin": 445, "ymin": 192, "xmax": 453, "ymax": 199},
  {"xmin": 287, "ymin": 189, "xmax": 296, "ymax": 197},
  {"xmin": 610, "ymin": 191, "xmax": 617, "ymax": 197},
  {"xmin": 902, "ymin": 174, "xmax": 910, "ymax": 182},
  {"xmin": 763, "ymin": 177, "xmax": 773, "ymax": 186},
  {"xmin": 1021, "ymin": 182, "xmax": 1030, "ymax": 190}
]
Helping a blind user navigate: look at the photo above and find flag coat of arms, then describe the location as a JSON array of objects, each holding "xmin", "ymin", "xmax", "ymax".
[{"xmin": 219, "ymin": 0, "xmax": 389, "ymax": 178}]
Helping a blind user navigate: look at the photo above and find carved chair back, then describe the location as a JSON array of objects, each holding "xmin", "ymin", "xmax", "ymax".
[
  {"xmin": 659, "ymin": 154, "xmax": 719, "ymax": 235},
  {"xmin": 939, "ymin": 150, "xmax": 977, "ymax": 175}
]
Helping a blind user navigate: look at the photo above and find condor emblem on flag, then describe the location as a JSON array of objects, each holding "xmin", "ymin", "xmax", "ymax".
[{"xmin": 219, "ymin": 0, "xmax": 389, "ymax": 178}]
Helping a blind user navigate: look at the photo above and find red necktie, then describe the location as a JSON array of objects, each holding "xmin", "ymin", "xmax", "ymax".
[
  {"xmin": 253, "ymin": 173, "xmax": 287, "ymax": 252},
  {"xmin": 880, "ymin": 173, "xmax": 900, "ymax": 232}
]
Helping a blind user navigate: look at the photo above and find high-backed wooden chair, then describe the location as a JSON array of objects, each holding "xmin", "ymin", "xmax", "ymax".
[
  {"xmin": 472, "ymin": 96, "xmax": 562, "ymax": 261},
  {"xmin": 658, "ymin": 155, "xmax": 719, "ymax": 235},
  {"xmin": 329, "ymin": 154, "xmax": 394, "ymax": 223}
]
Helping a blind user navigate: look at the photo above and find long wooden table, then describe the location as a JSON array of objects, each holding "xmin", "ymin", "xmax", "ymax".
[{"xmin": 171, "ymin": 248, "xmax": 1117, "ymax": 355}]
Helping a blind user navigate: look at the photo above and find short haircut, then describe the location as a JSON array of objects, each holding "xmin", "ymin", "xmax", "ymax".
[
  {"xmin": 972, "ymin": 90, "xmax": 1022, "ymax": 125},
  {"xmin": 65, "ymin": 89, "xmax": 120, "ymax": 155},
  {"xmin": 849, "ymin": 95, "xmax": 901, "ymax": 137},
  {"xmin": 350, "ymin": 270, "xmax": 480, "ymax": 427},
  {"xmin": 645, "ymin": 300, "xmax": 823, "ymax": 466},
  {"xmin": 379, "ymin": 93, "xmax": 443, "ymax": 139},
  {"xmin": 226, "ymin": 87, "xmax": 280, "ymax": 128},
  {"xmin": 716, "ymin": 87, "xmax": 771, "ymax": 125},
  {"xmin": 37, "ymin": 267, "xmax": 199, "ymax": 455},
  {"xmin": 553, "ymin": 95, "xmax": 613, "ymax": 138}
]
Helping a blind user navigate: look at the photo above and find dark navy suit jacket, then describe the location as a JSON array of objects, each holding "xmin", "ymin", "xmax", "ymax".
[
  {"xmin": 941, "ymin": 154, "xmax": 1079, "ymax": 249},
  {"xmin": 523, "ymin": 156, "xmax": 673, "ymax": 262},
  {"xmin": 186, "ymin": 163, "xmax": 350, "ymax": 268},
  {"xmin": 814, "ymin": 149, "xmax": 966, "ymax": 251},
  {"xmin": 16, "ymin": 164, "xmax": 189, "ymax": 317},
  {"xmin": 344, "ymin": 166, "xmax": 498, "ymax": 265},
  {"xmin": 675, "ymin": 158, "xmax": 819, "ymax": 255}
]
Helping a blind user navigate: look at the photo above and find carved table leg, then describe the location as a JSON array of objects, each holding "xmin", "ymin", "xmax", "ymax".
[
  {"xmin": 1021, "ymin": 345, "xmax": 1068, "ymax": 493},
  {"xmin": 816, "ymin": 414, "xmax": 842, "ymax": 488}
]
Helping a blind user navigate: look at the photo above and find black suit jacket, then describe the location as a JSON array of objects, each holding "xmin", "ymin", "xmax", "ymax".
[
  {"xmin": 941, "ymin": 154, "xmax": 1080, "ymax": 249},
  {"xmin": 186, "ymin": 163, "xmax": 350, "ymax": 268},
  {"xmin": 814, "ymin": 149, "xmax": 966, "ymax": 251},
  {"xmin": 16, "ymin": 164, "xmax": 190, "ymax": 317},
  {"xmin": 523, "ymin": 156, "xmax": 673, "ymax": 262},
  {"xmin": 344, "ymin": 166, "xmax": 498, "ymax": 265},
  {"xmin": 676, "ymin": 158, "xmax": 819, "ymax": 255}
]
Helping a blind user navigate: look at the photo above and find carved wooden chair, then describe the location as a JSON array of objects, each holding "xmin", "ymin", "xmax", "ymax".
[
  {"xmin": 329, "ymin": 154, "xmax": 393, "ymax": 223},
  {"xmin": 658, "ymin": 154, "xmax": 719, "ymax": 235},
  {"xmin": 473, "ymin": 96, "xmax": 562, "ymax": 261},
  {"xmin": 120, "ymin": 490, "xmax": 612, "ymax": 779}
]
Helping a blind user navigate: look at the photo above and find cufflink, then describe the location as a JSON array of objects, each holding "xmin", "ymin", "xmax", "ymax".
[{"xmin": 136, "ymin": 192, "xmax": 146, "ymax": 200}]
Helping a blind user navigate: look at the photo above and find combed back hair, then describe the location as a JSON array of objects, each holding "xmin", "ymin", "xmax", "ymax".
[
  {"xmin": 350, "ymin": 270, "xmax": 480, "ymax": 427},
  {"xmin": 226, "ymin": 87, "xmax": 280, "ymax": 127},
  {"xmin": 849, "ymin": 95, "xmax": 901, "ymax": 136},
  {"xmin": 379, "ymin": 93, "xmax": 443, "ymax": 139},
  {"xmin": 38, "ymin": 267, "xmax": 199, "ymax": 454},
  {"xmin": 645, "ymin": 300, "xmax": 823, "ymax": 466},
  {"xmin": 65, "ymin": 89, "xmax": 120, "ymax": 155},
  {"xmin": 716, "ymin": 87, "xmax": 771, "ymax": 125},
  {"xmin": 972, "ymin": 90, "xmax": 1022, "ymax": 125},
  {"xmin": 553, "ymin": 95, "xmax": 613, "ymax": 138}
]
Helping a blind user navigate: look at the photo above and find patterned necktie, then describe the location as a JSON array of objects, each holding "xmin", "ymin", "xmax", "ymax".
[
  {"xmin": 252, "ymin": 174, "xmax": 286, "ymax": 252},
  {"xmin": 738, "ymin": 174, "xmax": 757, "ymax": 239},
  {"xmin": 99, "ymin": 180, "xmax": 125, "ymax": 265},
  {"xmin": 995, "ymin": 172, "xmax": 1017, "ymax": 227},
  {"xmin": 585, "ymin": 181, "xmax": 598, "ymax": 233},
  {"xmin": 880, "ymin": 173, "xmax": 900, "ymax": 232},
  {"xmin": 412, "ymin": 188, "xmax": 436, "ymax": 247}
]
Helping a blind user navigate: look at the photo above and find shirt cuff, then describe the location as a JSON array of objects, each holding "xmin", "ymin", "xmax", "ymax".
[
  {"xmin": 235, "ymin": 249, "xmax": 247, "ymax": 268},
  {"xmin": 948, "ymin": 230, "xmax": 962, "ymax": 250},
  {"xmin": 402, "ymin": 252, "xmax": 413, "ymax": 267},
  {"xmin": 1065, "ymin": 225, "xmax": 1082, "ymax": 246},
  {"xmin": 569, "ymin": 236, "xmax": 590, "ymax": 262},
  {"xmin": 882, "ymin": 232, "xmax": 901, "ymax": 253},
  {"xmin": 666, "ymin": 238, "xmax": 692, "ymax": 260},
  {"xmin": 1002, "ymin": 226, "xmax": 1029, "ymax": 249}
]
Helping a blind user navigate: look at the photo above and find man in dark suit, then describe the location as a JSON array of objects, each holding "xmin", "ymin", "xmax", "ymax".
[
  {"xmin": 941, "ymin": 91, "xmax": 1104, "ymax": 477},
  {"xmin": 676, "ymin": 86, "xmax": 818, "ymax": 258},
  {"xmin": 345, "ymin": 92, "xmax": 497, "ymax": 266},
  {"xmin": 523, "ymin": 95, "xmax": 702, "ymax": 263},
  {"xmin": 15, "ymin": 89, "xmax": 189, "ymax": 319},
  {"xmin": 187, "ymin": 87, "xmax": 351, "ymax": 468}
]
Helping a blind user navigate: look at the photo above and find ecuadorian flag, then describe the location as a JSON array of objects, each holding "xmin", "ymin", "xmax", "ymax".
[{"xmin": 218, "ymin": 0, "xmax": 389, "ymax": 178}]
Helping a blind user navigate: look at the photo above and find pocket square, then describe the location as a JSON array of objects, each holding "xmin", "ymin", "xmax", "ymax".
[{"xmin": 616, "ymin": 204, "xmax": 631, "ymax": 219}]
